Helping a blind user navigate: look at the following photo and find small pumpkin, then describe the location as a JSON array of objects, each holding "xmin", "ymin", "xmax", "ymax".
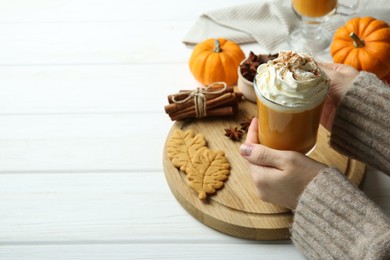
[
  {"xmin": 189, "ymin": 38, "xmax": 245, "ymax": 86},
  {"xmin": 330, "ymin": 16, "xmax": 390, "ymax": 79}
]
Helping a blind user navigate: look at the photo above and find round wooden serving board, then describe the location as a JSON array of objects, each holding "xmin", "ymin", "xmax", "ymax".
[{"xmin": 163, "ymin": 101, "xmax": 365, "ymax": 240}]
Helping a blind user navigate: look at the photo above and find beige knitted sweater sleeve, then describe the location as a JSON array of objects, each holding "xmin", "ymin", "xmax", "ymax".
[{"xmin": 291, "ymin": 72, "xmax": 390, "ymax": 259}]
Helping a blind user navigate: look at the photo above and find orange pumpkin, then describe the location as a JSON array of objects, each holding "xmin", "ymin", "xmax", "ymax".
[
  {"xmin": 189, "ymin": 38, "xmax": 245, "ymax": 86},
  {"xmin": 330, "ymin": 16, "xmax": 390, "ymax": 79}
]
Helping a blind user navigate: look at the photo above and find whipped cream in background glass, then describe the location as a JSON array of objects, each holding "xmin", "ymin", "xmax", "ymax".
[{"xmin": 255, "ymin": 51, "xmax": 330, "ymax": 110}]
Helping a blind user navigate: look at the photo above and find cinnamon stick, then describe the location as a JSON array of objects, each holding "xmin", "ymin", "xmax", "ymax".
[
  {"xmin": 165, "ymin": 83, "xmax": 243, "ymax": 121},
  {"xmin": 165, "ymin": 91, "xmax": 242, "ymax": 114},
  {"xmin": 169, "ymin": 104, "xmax": 237, "ymax": 121},
  {"xmin": 168, "ymin": 95, "xmax": 239, "ymax": 121},
  {"xmin": 167, "ymin": 86, "xmax": 234, "ymax": 104},
  {"xmin": 168, "ymin": 93, "xmax": 238, "ymax": 118}
]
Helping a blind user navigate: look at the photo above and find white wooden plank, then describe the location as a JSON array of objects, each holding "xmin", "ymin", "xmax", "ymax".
[
  {"xmin": 0, "ymin": 43, "xmax": 262, "ymax": 115},
  {"xmin": 0, "ymin": 20, "xmax": 263, "ymax": 65},
  {"xmin": 0, "ymin": 244, "xmax": 304, "ymax": 260},
  {"xmin": 0, "ymin": 113, "xmax": 173, "ymax": 171},
  {"xmin": 0, "ymin": 21, "xmax": 192, "ymax": 65},
  {"xmin": 0, "ymin": 172, "xmax": 293, "ymax": 245},
  {"xmin": 0, "ymin": 114, "xmax": 388, "ymax": 215},
  {"xmin": 0, "ymin": 172, "xmax": 208, "ymax": 242},
  {"xmin": 0, "ymin": 64, "xmax": 198, "ymax": 114},
  {"xmin": 0, "ymin": 173, "xmax": 388, "ymax": 244},
  {"xmin": 0, "ymin": 0, "xmax": 258, "ymax": 23}
]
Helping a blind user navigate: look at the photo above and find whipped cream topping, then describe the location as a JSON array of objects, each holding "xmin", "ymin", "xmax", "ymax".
[{"xmin": 255, "ymin": 51, "xmax": 329, "ymax": 108}]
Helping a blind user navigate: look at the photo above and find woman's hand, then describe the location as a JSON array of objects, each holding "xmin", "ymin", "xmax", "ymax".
[
  {"xmin": 319, "ymin": 63, "xmax": 359, "ymax": 131},
  {"xmin": 240, "ymin": 118, "xmax": 327, "ymax": 209}
]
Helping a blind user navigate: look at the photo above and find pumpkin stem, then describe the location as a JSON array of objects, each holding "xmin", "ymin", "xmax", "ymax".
[
  {"xmin": 349, "ymin": 32, "xmax": 365, "ymax": 48},
  {"xmin": 213, "ymin": 39, "xmax": 221, "ymax": 53}
]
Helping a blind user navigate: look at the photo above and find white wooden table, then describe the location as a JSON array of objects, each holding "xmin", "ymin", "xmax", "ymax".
[{"xmin": 0, "ymin": 1, "xmax": 389, "ymax": 259}]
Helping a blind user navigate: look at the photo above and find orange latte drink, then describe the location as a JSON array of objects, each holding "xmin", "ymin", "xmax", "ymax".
[
  {"xmin": 254, "ymin": 51, "xmax": 329, "ymax": 154},
  {"xmin": 292, "ymin": 0, "xmax": 337, "ymax": 17}
]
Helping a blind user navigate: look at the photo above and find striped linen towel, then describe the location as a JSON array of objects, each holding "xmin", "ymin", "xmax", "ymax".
[{"xmin": 183, "ymin": 0, "xmax": 390, "ymax": 53}]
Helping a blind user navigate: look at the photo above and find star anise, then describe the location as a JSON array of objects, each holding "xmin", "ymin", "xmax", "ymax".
[
  {"xmin": 239, "ymin": 52, "xmax": 279, "ymax": 82},
  {"xmin": 224, "ymin": 127, "xmax": 244, "ymax": 141},
  {"xmin": 240, "ymin": 117, "xmax": 254, "ymax": 133}
]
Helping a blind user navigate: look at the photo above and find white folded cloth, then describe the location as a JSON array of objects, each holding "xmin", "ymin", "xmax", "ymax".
[{"xmin": 183, "ymin": 0, "xmax": 390, "ymax": 53}]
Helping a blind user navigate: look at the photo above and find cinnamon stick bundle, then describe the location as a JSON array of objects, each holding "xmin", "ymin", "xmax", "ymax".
[
  {"xmin": 164, "ymin": 84, "xmax": 243, "ymax": 121},
  {"xmin": 170, "ymin": 103, "xmax": 238, "ymax": 121}
]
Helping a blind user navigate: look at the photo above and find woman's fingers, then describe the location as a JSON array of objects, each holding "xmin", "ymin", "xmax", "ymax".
[
  {"xmin": 241, "ymin": 117, "xmax": 285, "ymax": 169},
  {"xmin": 318, "ymin": 62, "xmax": 346, "ymax": 73},
  {"xmin": 246, "ymin": 117, "xmax": 259, "ymax": 144},
  {"xmin": 240, "ymin": 143, "xmax": 285, "ymax": 169},
  {"xmin": 319, "ymin": 63, "xmax": 340, "ymax": 81}
]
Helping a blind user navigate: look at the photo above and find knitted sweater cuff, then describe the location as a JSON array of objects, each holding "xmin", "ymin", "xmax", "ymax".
[
  {"xmin": 291, "ymin": 168, "xmax": 390, "ymax": 259},
  {"xmin": 330, "ymin": 71, "xmax": 390, "ymax": 173}
]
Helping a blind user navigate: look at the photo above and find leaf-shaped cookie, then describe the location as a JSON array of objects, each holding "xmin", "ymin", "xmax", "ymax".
[
  {"xmin": 186, "ymin": 149, "xmax": 230, "ymax": 200},
  {"xmin": 166, "ymin": 129, "xmax": 207, "ymax": 172}
]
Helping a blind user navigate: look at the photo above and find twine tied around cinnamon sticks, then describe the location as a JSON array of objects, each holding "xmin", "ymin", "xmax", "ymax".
[
  {"xmin": 171, "ymin": 82, "xmax": 227, "ymax": 118},
  {"xmin": 165, "ymin": 82, "xmax": 243, "ymax": 121}
]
